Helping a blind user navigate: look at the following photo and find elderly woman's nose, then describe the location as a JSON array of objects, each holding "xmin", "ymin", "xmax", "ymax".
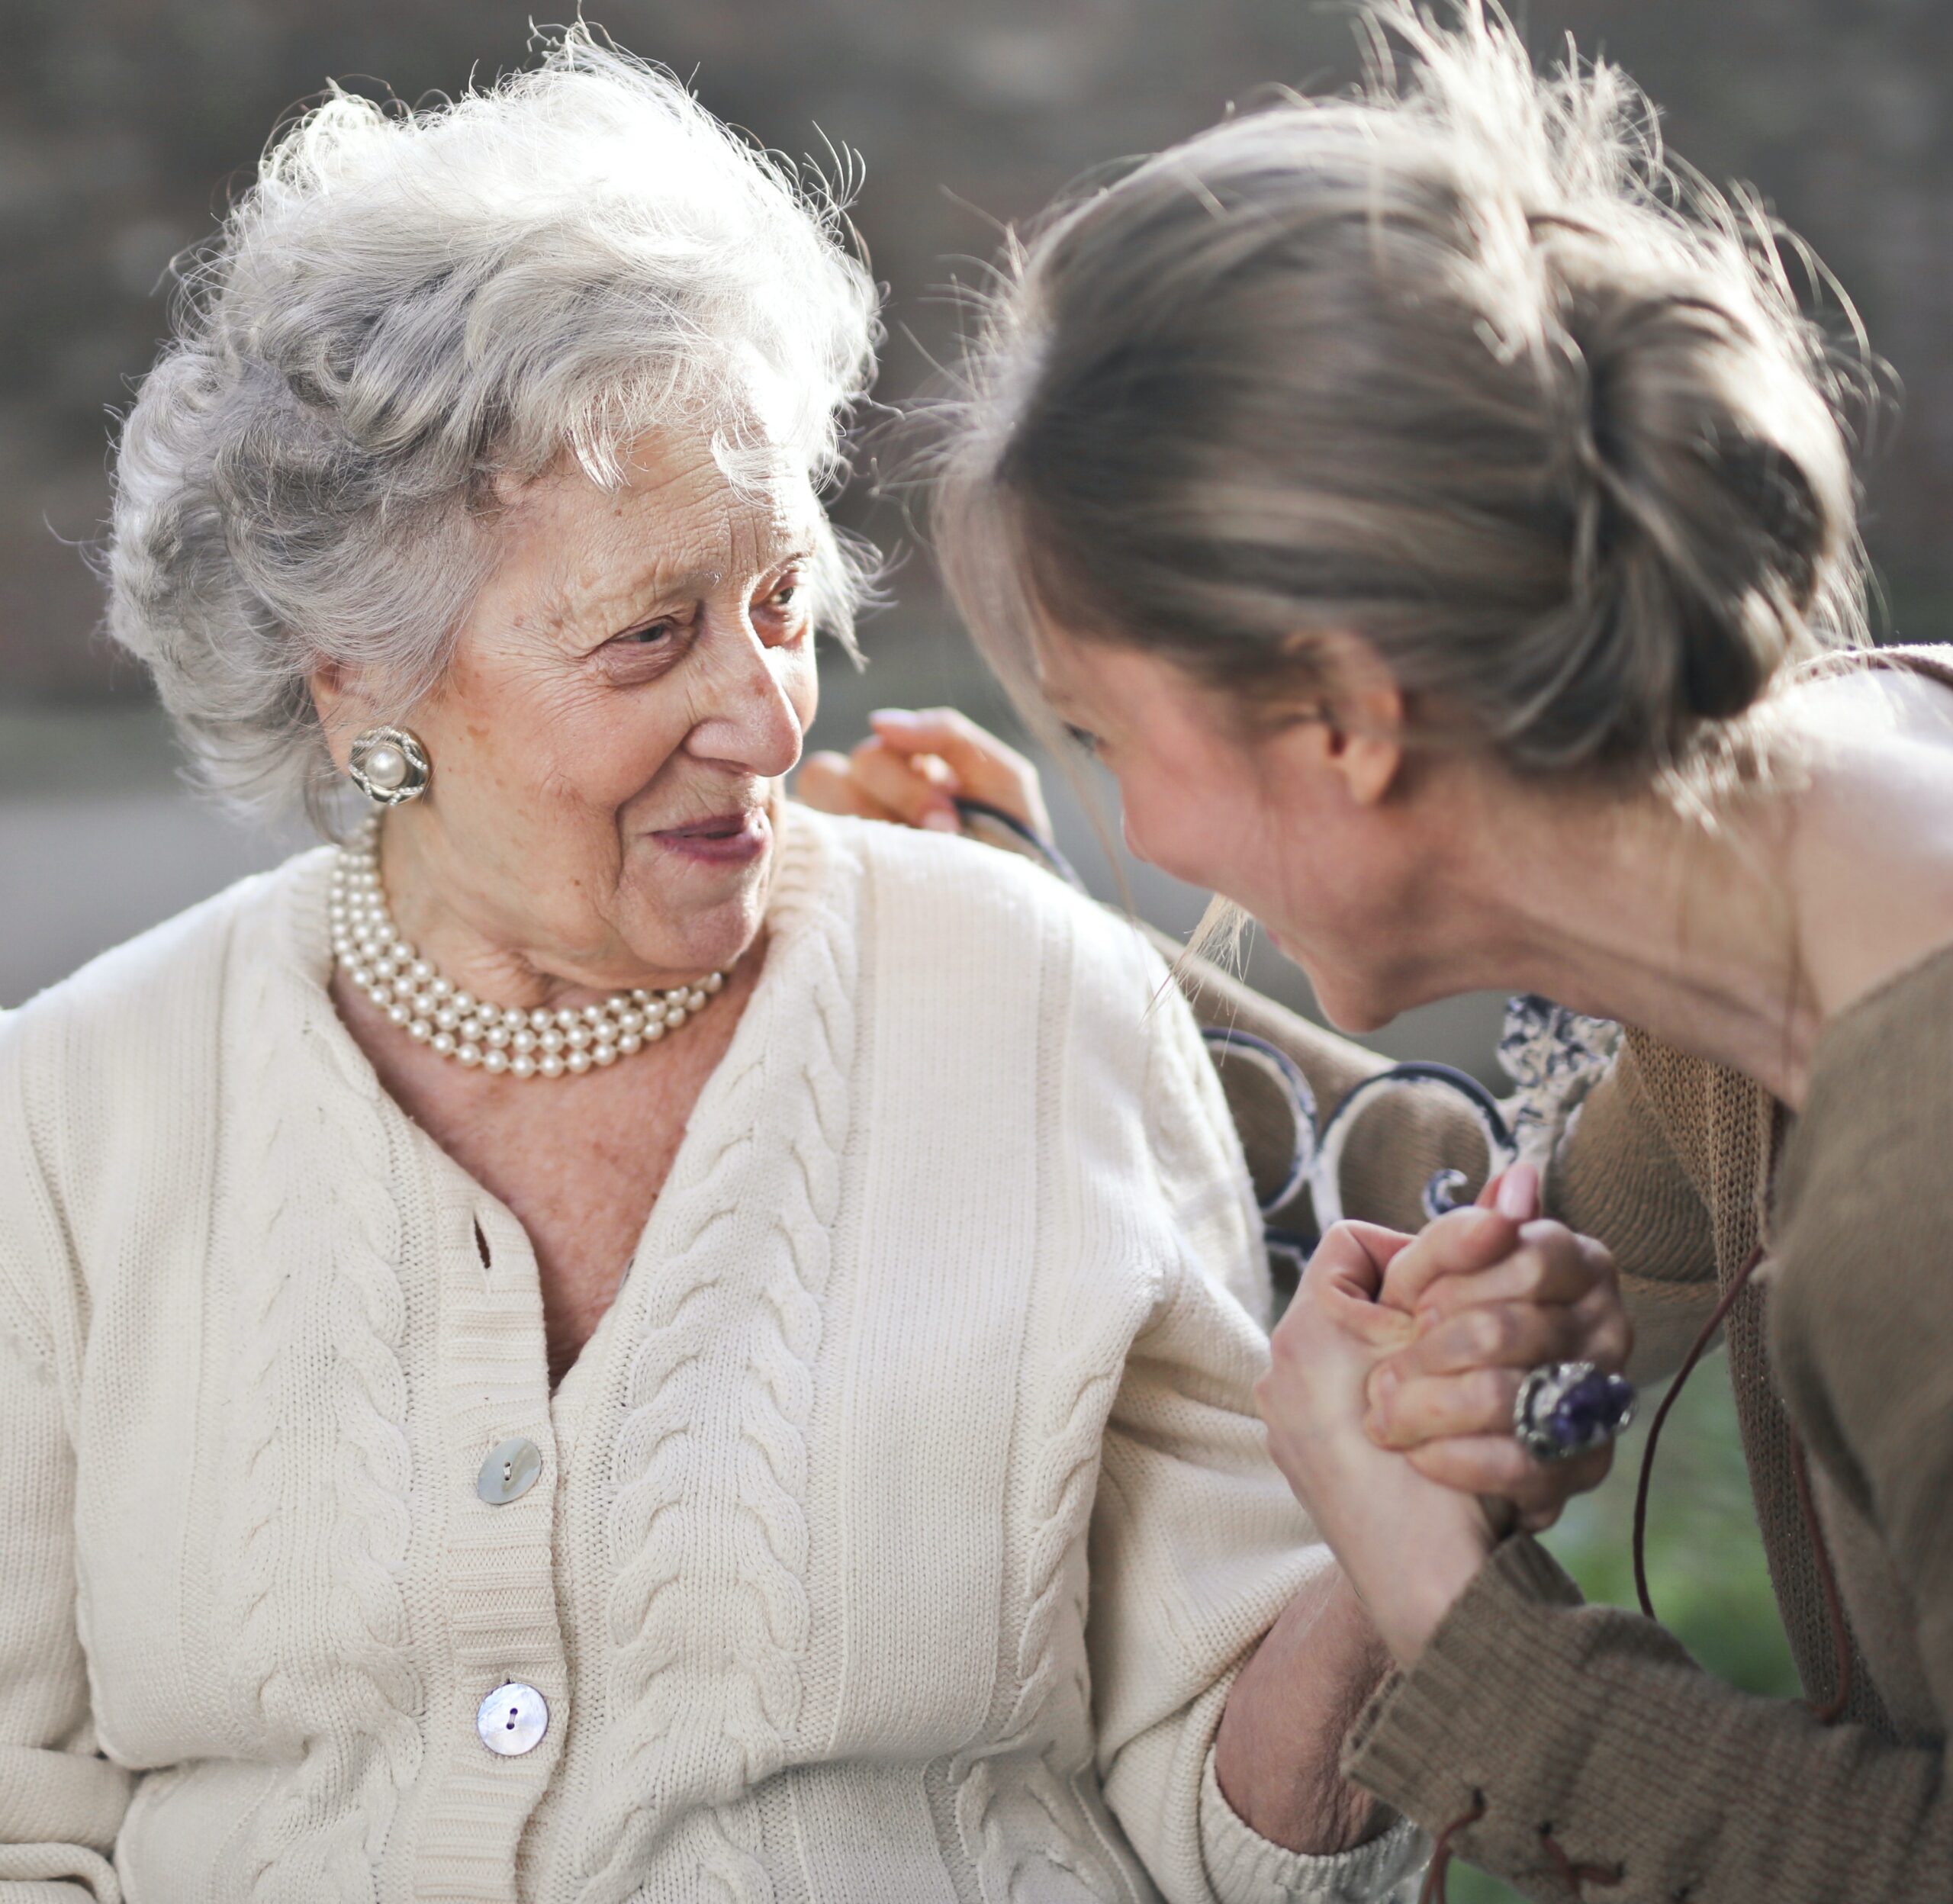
[{"xmin": 686, "ymin": 631, "xmax": 806, "ymax": 777}]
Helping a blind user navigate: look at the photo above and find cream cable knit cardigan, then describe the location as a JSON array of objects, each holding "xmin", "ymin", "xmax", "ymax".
[{"xmin": 0, "ymin": 804, "xmax": 1423, "ymax": 1904}]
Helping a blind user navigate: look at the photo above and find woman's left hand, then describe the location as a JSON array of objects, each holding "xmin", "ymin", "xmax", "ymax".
[{"xmin": 1258, "ymin": 1221, "xmax": 1502, "ymax": 1666}]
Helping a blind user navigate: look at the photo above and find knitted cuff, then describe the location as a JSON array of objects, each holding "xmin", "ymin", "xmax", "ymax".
[
  {"xmin": 1199, "ymin": 1747, "xmax": 1430, "ymax": 1902},
  {"xmin": 1341, "ymin": 1538, "xmax": 1597, "ymax": 1892},
  {"xmin": 1344, "ymin": 1536, "xmax": 1582, "ymax": 1796},
  {"xmin": 0, "ymin": 1840, "xmax": 124, "ymax": 1904}
]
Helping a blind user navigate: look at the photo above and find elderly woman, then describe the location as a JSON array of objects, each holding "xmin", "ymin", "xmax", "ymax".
[{"xmin": 0, "ymin": 36, "xmax": 1600, "ymax": 1904}]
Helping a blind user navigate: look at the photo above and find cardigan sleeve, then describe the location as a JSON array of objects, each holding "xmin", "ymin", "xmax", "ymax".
[
  {"xmin": 1091, "ymin": 993, "xmax": 1428, "ymax": 1904},
  {"xmin": 0, "ymin": 1032, "xmax": 132, "ymax": 1903},
  {"xmin": 1547, "ymin": 1031, "xmax": 1722, "ymax": 1384}
]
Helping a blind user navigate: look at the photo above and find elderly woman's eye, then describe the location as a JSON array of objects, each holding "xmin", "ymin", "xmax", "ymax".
[
  {"xmin": 613, "ymin": 619, "xmax": 679, "ymax": 648},
  {"xmin": 764, "ymin": 577, "xmax": 805, "ymax": 610}
]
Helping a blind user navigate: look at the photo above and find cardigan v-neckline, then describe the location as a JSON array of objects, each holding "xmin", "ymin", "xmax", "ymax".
[{"xmin": 272, "ymin": 803, "xmax": 836, "ymax": 1427}]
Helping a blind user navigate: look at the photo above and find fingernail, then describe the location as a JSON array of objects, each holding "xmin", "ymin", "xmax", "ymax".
[
  {"xmin": 920, "ymin": 809, "xmax": 961, "ymax": 832},
  {"xmin": 1369, "ymin": 1367, "xmax": 1398, "ymax": 1405},
  {"xmin": 870, "ymin": 708, "xmax": 919, "ymax": 728},
  {"xmin": 1496, "ymin": 1163, "xmax": 1539, "ymax": 1221}
]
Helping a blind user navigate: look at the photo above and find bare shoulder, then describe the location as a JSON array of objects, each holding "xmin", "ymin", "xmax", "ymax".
[{"xmin": 1787, "ymin": 668, "xmax": 1953, "ymax": 1025}]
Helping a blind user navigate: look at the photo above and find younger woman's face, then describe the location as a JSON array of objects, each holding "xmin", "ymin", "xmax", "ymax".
[{"xmin": 1034, "ymin": 629, "xmax": 1441, "ymax": 1032}]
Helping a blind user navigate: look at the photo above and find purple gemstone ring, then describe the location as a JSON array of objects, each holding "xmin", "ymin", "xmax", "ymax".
[{"xmin": 1513, "ymin": 1360, "xmax": 1638, "ymax": 1463}]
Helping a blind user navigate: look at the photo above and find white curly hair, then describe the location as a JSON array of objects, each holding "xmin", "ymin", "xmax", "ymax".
[{"xmin": 106, "ymin": 28, "xmax": 881, "ymax": 826}]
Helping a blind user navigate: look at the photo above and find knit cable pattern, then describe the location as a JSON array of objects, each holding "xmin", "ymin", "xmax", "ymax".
[
  {"xmin": 574, "ymin": 823, "xmax": 854, "ymax": 1904},
  {"xmin": 951, "ymin": 1342, "xmax": 1139, "ymax": 1903},
  {"xmin": 219, "ymin": 916, "xmax": 423, "ymax": 1902}
]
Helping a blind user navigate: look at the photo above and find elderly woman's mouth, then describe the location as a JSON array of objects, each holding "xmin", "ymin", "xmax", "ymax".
[{"xmin": 652, "ymin": 809, "xmax": 772, "ymax": 865}]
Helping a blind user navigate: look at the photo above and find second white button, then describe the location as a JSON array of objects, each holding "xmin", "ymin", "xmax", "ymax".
[{"xmin": 476, "ymin": 1680, "xmax": 549, "ymax": 1756}]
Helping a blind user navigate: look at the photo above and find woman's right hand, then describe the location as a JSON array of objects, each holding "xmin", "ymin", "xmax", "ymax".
[{"xmin": 796, "ymin": 708, "xmax": 1053, "ymax": 841}]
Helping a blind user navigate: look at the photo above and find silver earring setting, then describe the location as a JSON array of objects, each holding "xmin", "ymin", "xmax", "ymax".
[{"xmin": 348, "ymin": 725, "xmax": 431, "ymax": 806}]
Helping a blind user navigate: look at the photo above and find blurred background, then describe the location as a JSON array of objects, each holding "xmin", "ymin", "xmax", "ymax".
[{"xmin": 2, "ymin": 1, "xmax": 1938, "ymax": 1893}]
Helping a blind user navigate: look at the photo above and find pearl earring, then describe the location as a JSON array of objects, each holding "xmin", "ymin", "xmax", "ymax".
[{"xmin": 347, "ymin": 725, "xmax": 431, "ymax": 806}]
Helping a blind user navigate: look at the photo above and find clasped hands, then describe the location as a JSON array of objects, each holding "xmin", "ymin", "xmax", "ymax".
[{"xmin": 1258, "ymin": 1166, "xmax": 1630, "ymax": 1668}]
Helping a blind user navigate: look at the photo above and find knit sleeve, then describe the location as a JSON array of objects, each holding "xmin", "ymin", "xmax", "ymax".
[
  {"xmin": 0, "ymin": 1032, "xmax": 133, "ymax": 1903},
  {"xmin": 1343, "ymin": 1534, "xmax": 1953, "ymax": 1904},
  {"xmin": 1090, "ymin": 992, "xmax": 1428, "ymax": 1904},
  {"xmin": 1547, "ymin": 1031, "xmax": 1721, "ymax": 1383}
]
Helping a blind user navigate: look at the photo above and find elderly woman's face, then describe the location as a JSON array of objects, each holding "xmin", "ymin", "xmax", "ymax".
[{"xmin": 346, "ymin": 430, "xmax": 822, "ymax": 987}]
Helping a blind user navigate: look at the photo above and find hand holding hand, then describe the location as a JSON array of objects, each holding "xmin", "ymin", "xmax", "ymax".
[
  {"xmin": 1257, "ymin": 1221, "xmax": 1501, "ymax": 1665},
  {"xmin": 1364, "ymin": 1165, "xmax": 1633, "ymax": 1531}
]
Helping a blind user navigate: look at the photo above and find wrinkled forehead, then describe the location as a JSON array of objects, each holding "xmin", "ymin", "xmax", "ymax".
[{"xmin": 490, "ymin": 426, "xmax": 824, "ymax": 623}]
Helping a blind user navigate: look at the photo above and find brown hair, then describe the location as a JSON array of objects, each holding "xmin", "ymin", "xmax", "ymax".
[{"xmin": 934, "ymin": 2, "xmax": 1873, "ymax": 778}]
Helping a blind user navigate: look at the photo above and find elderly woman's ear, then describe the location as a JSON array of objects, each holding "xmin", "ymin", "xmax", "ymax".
[{"xmin": 307, "ymin": 658, "xmax": 370, "ymax": 777}]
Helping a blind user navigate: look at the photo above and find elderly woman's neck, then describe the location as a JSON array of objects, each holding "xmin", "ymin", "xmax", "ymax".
[{"xmin": 372, "ymin": 808, "xmax": 742, "ymax": 1011}]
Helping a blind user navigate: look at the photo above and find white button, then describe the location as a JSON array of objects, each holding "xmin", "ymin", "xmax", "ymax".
[
  {"xmin": 477, "ymin": 1437, "xmax": 542, "ymax": 1506},
  {"xmin": 477, "ymin": 1681, "xmax": 549, "ymax": 1756}
]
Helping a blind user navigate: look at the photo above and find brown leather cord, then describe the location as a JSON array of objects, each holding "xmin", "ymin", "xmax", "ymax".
[
  {"xmin": 1422, "ymin": 1793, "xmax": 1623, "ymax": 1903},
  {"xmin": 1421, "ymin": 1791, "xmax": 1485, "ymax": 1904},
  {"xmin": 1631, "ymin": 1240, "xmax": 1855, "ymax": 1724},
  {"xmin": 1633, "ymin": 1244, "xmax": 1770, "ymax": 1620}
]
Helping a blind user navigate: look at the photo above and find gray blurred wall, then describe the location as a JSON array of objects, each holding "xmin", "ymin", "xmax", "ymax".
[{"xmin": 2, "ymin": 0, "xmax": 1945, "ymax": 1071}]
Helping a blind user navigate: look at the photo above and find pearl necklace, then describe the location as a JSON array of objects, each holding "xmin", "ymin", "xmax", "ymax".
[{"xmin": 328, "ymin": 819, "xmax": 728, "ymax": 1079}]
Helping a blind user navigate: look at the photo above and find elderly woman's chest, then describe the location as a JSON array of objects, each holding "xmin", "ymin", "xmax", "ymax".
[
  {"xmin": 74, "ymin": 1098, "xmax": 1125, "ymax": 1780},
  {"xmin": 72, "ymin": 1118, "xmax": 456, "ymax": 1769},
  {"xmin": 536, "ymin": 1130, "xmax": 1130, "ymax": 1778}
]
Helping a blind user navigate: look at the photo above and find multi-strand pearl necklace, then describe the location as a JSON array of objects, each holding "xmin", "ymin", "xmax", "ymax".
[{"xmin": 328, "ymin": 819, "xmax": 728, "ymax": 1079}]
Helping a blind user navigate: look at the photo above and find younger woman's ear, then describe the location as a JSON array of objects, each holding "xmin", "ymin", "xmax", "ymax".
[{"xmin": 1302, "ymin": 629, "xmax": 1406, "ymax": 806}]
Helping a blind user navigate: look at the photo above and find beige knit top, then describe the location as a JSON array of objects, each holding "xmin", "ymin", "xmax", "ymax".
[
  {"xmin": 1342, "ymin": 940, "xmax": 1953, "ymax": 1902},
  {"xmin": 0, "ymin": 805, "xmax": 1426, "ymax": 1904},
  {"xmin": 1178, "ymin": 646, "xmax": 1953, "ymax": 1902}
]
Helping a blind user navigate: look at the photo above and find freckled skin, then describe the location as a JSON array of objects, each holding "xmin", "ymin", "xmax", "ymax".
[{"xmin": 317, "ymin": 432, "xmax": 822, "ymax": 1386}]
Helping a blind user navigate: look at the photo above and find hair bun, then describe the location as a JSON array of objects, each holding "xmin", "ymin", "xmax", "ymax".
[
  {"xmin": 1551, "ymin": 270, "xmax": 1851, "ymax": 762},
  {"xmin": 935, "ymin": 1, "xmax": 1871, "ymax": 785}
]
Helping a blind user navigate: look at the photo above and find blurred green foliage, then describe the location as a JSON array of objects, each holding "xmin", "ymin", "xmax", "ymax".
[{"xmin": 1446, "ymin": 1354, "xmax": 1798, "ymax": 1903}]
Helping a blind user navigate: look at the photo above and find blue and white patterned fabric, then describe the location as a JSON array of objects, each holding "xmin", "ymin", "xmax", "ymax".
[{"xmin": 1496, "ymin": 993, "xmax": 1622, "ymax": 1174}]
